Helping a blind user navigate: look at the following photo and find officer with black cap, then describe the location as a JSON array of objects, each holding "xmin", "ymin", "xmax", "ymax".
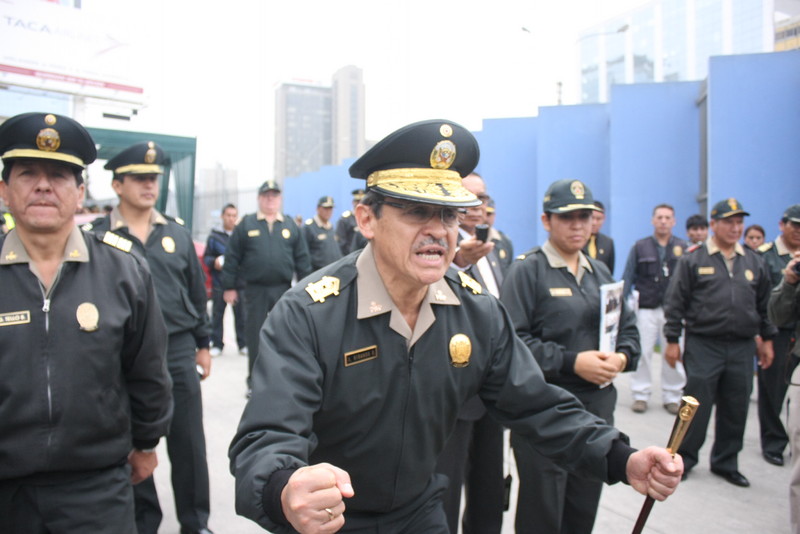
[
  {"xmin": 303, "ymin": 195, "xmax": 343, "ymax": 271},
  {"xmin": 221, "ymin": 179, "xmax": 311, "ymax": 392},
  {"xmin": 335, "ymin": 188, "xmax": 365, "ymax": 255},
  {"xmin": 0, "ymin": 113, "xmax": 172, "ymax": 532},
  {"xmin": 86, "ymin": 141, "xmax": 214, "ymax": 534},
  {"xmin": 756, "ymin": 203, "xmax": 800, "ymax": 466},
  {"xmin": 501, "ymin": 179, "xmax": 640, "ymax": 534},
  {"xmin": 229, "ymin": 120, "xmax": 682, "ymax": 534},
  {"xmin": 664, "ymin": 198, "xmax": 777, "ymax": 487}
]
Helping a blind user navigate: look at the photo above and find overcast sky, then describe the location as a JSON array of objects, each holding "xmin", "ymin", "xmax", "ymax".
[{"xmin": 100, "ymin": 0, "xmax": 648, "ymax": 189}]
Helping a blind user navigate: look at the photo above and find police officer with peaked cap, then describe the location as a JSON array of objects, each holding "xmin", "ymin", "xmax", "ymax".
[
  {"xmin": 335, "ymin": 188, "xmax": 365, "ymax": 255},
  {"xmin": 665, "ymin": 198, "xmax": 777, "ymax": 487},
  {"xmin": 229, "ymin": 119, "xmax": 682, "ymax": 533},
  {"xmin": 0, "ymin": 113, "xmax": 172, "ymax": 533},
  {"xmin": 501, "ymin": 178, "xmax": 640, "ymax": 533},
  {"xmin": 86, "ymin": 141, "xmax": 214, "ymax": 534},
  {"xmin": 303, "ymin": 195, "xmax": 343, "ymax": 271},
  {"xmin": 221, "ymin": 179, "xmax": 311, "ymax": 391},
  {"xmin": 757, "ymin": 203, "xmax": 800, "ymax": 466}
]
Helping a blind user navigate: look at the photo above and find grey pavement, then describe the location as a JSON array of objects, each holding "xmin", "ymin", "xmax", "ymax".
[{"xmin": 152, "ymin": 308, "xmax": 792, "ymax": 533}]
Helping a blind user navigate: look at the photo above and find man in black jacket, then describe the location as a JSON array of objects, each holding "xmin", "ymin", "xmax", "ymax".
[
  {"xmin": 622, "ymin": 204, "xmax": 687, "ymax": 415},
  {"xmin": 664, "ymin": 198, "xmax": 777, "ymax": 488},
  {"xmin": 0, "ymin": 112, "xmax": 172, "ymax": 533},
  {"xmin": 204, "ymin": 203, "xmax": 246, "ymax": 356}
]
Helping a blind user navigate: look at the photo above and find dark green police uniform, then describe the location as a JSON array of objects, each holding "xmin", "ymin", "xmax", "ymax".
[
  {"xmin": 88, "ymin": 140, "xmax": 214, "ymax": 534},
  {"xmin": 303, "ymin": 215, "xmax": 342, "ymax": 271},
  {"xmin": 0, "ymin": 112, "xmax": 172, "ymax": 534},
  {"xmin": 757, "ymin": 205, "xmax": 800, "ymax": 464},
  {"xmin": 500, "ymin": 178, "xmax": 639, "ymax": 534},
  {"xmin": 664, "ymin": 200, "xmax": 777, "ymax": 478},
  {"xmin": 335, "ymin": 189, "xmax": 365, "ymax": 255},
  {"xmin": 221, "ymin": 209, "xmax": 311, "ymax": 379}
]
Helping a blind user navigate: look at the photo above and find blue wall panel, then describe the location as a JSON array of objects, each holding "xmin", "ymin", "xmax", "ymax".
[
  {"xmin": 283, "ymin": 157, "xmax": 359, "ymax": 224},
  {"xmin": 609, "ymin": 82, "xmax": 703, "ymax": 277},
  {"xmin": 707, "ymin": 50, "xmax": 800, "ymax": 242}
]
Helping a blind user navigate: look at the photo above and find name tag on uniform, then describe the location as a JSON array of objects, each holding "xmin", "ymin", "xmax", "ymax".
[
  {"xmin": 549, "ymin": 288, "xmax": 572, "ymax": 297},
  {"xmin": 0, "ymin": 310, "xmax": 30, "ymax": 326},
  {"xmin": 248, "ymin": 229, "xmax": 260, "ymax": 237},
  {"xmin": 344, "ymin": 345, "xmax": 378, "ymax": 367},
  {"xmin": 698, "ymin": 266, "xmax": 715, "ymax": 275}
]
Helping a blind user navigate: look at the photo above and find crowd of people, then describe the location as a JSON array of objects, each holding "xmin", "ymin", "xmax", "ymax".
[{"xmin": 0, "ymin": 112, "xmax": 797, "ymax": 534}]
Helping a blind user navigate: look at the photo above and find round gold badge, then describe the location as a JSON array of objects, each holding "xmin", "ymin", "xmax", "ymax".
[
  {"xmin": 430, "ymin": 140, "xmax": 456, "ymax": 170},
  {"xmin": 673, "ymin": 245, "xmax": 683, "ymax": 257},
  {"xmin": 744, "ymin": 269, "xmax": 753, "ymax": 281},
  {"xmin": 76, "ymin": 302, "xmax": 99, "ymax": 332},
  {"xmin": 44, "ymin": 114, "xmax": 57, "ymax": 125},
  {"xmin": 449, "ymin": 334, "xmax": 472, "ymax": 368},
  {"xmin": 440, "ymin": 124, "xmax": 453, "ymax": 138},
  {"xmin": 36, "ymin": 128, "xmax": 61, "ymax": 152},
  {"xmin": 570, "ymin": 180, "xmax": 585, "ymax": 199},
  {"xmin": 162, "ymin": 236, "xmax": 176, "ymax": 253},
  {"xmin": 499, "ymin": 249, "xmax": 507, "ymax": 259},
  {"xmin": 282, "ymin": 228, "xmax": 291, "ymax": 239}
]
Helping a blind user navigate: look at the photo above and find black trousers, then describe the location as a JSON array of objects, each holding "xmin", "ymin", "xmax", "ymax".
[
  {"xmin": 436, "ymin": 411, "xmax": 505, "ymax": 534},
  {"xmin": 134, "ymin": 332, "xmax": 210, "ymax": 534},
  {"xmin": 0, "ymin": 466, "xmax": 136, "ymax": 534},
  {"xmin": 210, "ymin": 285, "xmax": 246, "ymax": 350},
  {"xmin": 758, "ymin": 328, "xmax": 798, "ymax": 456},
  {"xmin": 512, "ymin": 385, "xmax": 616, "ymax": 534},
  {"xmin": 678, "ymin": 334, "xmax": 754, "ymax": 473},
  {"xmin": 244, "ymin": 283, "xmax": 290, "ymax": 380}
]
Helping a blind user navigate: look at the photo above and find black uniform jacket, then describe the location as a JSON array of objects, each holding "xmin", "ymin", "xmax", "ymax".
[
  {"xmin": 0, "ymin": 227, "xmax": 172, "ymax": 479},
  {"xmin": 87, "ymin": 208, "xmax": 210, "ymax": 346},
  {"xmin": 501, "ymin": 243, "xmax": 640, "ymax": 394},
  {"xmin": 229, "ymin": 244, "xmax": 629, "ymax": 532},
  {"xmin": 221, "ymin": 211, "xmax": 311, "ymax": 289},
  {"xmin": 302, "ymin": 216, "xmax": 342, "ymax": 271},
  {"xmin": 664, "ymin": 239, "xmax": 777, "ymax": 342}
]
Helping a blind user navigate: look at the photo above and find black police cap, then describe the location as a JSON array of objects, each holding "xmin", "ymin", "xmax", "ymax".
[
  {"xmin": 348, "ymin": 119, "xmax": 481, "ymax": 207},
  {"xmin": 258, "ymin": 180, "xmax": 281, "ymax": 194},
  {"xmin": 317, "ymin": 196, "xmax": 334, "ymax": 207},
  {"xmin": 0, "ymin": 112, "xmax": 96, "ymax": 173},
  {"xmin": 542, "ymin": 179, "xmax": 602, "ymax": 213},
  {"xmin": 782, "ymin": 204, "xmax": 800, "ymax": 223},
  {"xmin": 105, "ymin": 141, "xmax": 166, "ymax": 176},
  {"xmin": 710, "ymin": 198, "xmax": 749, "ymax": 220}
]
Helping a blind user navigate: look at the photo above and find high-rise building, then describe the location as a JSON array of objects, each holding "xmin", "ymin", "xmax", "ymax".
[
  {"xmin": 578, "ymin": 0, "xmax": 777, "ymax": 103},
  {"xmin": 274, "ymin": 66, "xmax": 366, "ymax": 181}
]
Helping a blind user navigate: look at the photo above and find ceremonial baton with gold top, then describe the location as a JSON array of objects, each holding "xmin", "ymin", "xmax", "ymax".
[{"xmin": 631, "ymin": 396, "xmax": 699, "ymax": 534}]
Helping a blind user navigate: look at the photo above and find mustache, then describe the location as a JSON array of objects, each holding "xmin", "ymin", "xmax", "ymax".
[{"xmin": 414, "ymin": 236, "xmax": 450, "ymax": 253}]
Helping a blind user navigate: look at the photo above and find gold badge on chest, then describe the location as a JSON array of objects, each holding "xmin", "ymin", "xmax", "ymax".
[
  {"xmin": 161, "ymin": 236, "xmax": 176, "ymax": 253},
  {"xmin": 282, "ymin": 228, "xmax": 291, "ymax": 239},
  {"xmin": 76, "ymin": 302, "xmax": 99, "ymax": 332},
  {"xmin": 449, "ymin": 334, "xmax": 472, "ymax": 368}
]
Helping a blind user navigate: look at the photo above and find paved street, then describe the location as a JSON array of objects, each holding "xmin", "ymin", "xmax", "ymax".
[{"xmin": 152, "ymin": 308, "xmax": 793, "ymax": 533}]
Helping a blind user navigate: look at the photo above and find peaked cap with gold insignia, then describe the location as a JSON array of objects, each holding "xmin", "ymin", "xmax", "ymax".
[
  {"xmin": 542, "ymin": 179, "xmax": 602, "ymax": 214},
  {"xmin": 710, "ymin": 198, "xmax": 749, "ymax": 220},
  {"xmin": 105, "ymin": 141, "xmax": 167, "ymax": 177},
  {"xmin": 0, "ymin": 112, "xmax": 97, "ymax": 178},
  {"xmin": 348, "ymin": 119, "xmax": 481, "ymax": 207}
]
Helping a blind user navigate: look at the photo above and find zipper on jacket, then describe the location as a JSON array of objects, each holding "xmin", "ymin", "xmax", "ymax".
[{"xmin": 39, "ymin": 271, "xmax": 62, "ymax": 431}]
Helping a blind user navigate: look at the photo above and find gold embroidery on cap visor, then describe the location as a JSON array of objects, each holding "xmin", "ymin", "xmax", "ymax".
[
  {"xmin": 366, "ymin": 168, "xmax": 480, "ymax": 206},
  {"xmin": 114, "ymin": 164, "xmax": 164, "ymax": 175},
  {"xmin": 2, "ymin": 148, "xmax": 85, "ymax": 168}
]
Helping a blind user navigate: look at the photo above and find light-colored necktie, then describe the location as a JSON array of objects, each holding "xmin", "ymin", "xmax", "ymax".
[{"xmin": 588, "ymin": 235, "xmax": 597, "ymax": 258}]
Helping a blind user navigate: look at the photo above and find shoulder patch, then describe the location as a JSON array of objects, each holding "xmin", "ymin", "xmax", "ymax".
[
  {"xmin": 101, "ymin": 231, "xmax": 133, "ymax": 253},
  {"xmin": 757, "ymin": 242, "xmax": 773, "ymax": 253},
  {"xmin": 516, "ymin": 247, "xmax": 541, "ymax": 261},
  {"xmin": 305, "ymin": 276, "xmax": 341, "ymax": 303},
  {"xmin": 457, "ymin": 271, "xmax": 482, "ymax": 295}
]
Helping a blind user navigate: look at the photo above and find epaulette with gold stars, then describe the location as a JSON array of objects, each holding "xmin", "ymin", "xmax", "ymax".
[
  {"xmin": 515, "ymin": 247, "xmax": 541, "ymax": 261},
  {"xmin": 305, "ymin": 275, "xmax": 341, "ymax": 303},
  {"xmin": 757, "ymin": 242, "xmax": 773, "ymax": 253},
  {"xmin": 457, "ymin": 271, "xmax": 482, "ymax": 295},
  {"xmin": 101, "ymin": 231, "xmax": 133, "ymax": 253}
]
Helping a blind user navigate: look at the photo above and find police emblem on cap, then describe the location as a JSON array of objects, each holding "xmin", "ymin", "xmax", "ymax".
[
  {"xmin": 36, "ymin": 128, "xmax": 61, "ymax": 152},
  {"xmin": 440, "ymin": 124, "xmax": 453, "ymax": 137},
  {"xmin": 430, "ymin": 140, "xmax": 456, "ymax": 170},
  {"xmin": 728, "ymin": 198, "xmax": 738, "ymax": 210},
  {"xmin": 449, "ymin": 334, "xmax": 472, "ymax": 368},
  {"xmin": 570, "ymin": 181, "xmax": 585, "ymax": 199},
  {"xmin": 44, "ymin": 114, "xmax": 57, "ymax": 126},
  {"xmin": 76, "ymin": 302, "xmax": 99, "ymax": 332},
  {"xmin": 145, "ymin": 142, "xmax": 157, "ymax": 164},
  {"xmin": 162, "ymin": 236, "xmax": 176, "ymax": 253}
]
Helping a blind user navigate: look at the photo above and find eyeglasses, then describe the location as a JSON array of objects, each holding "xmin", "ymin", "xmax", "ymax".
[{"xmin": 379, "ymin": 200, "xmax": 466, "ymax": 227}]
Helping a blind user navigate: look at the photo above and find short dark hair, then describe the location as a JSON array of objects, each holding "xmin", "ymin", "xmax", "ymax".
[
  {"xmin": 686, "ymin": 214, "xmax": 708, "ymax": 229},
  {"xmin": 221, "ymin": 203, "xmax": 237, "ymax": 213},
  {"xmin": 652, "ymin": 203, "xmax": 674, "ymax": 215},
  {"xmin": 744, "ymin": 224, "xmax": 765, "ymax": 238},
  {"xmin": 2, "ymin": 159, "xmax": 82, "ymax": 184}
]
